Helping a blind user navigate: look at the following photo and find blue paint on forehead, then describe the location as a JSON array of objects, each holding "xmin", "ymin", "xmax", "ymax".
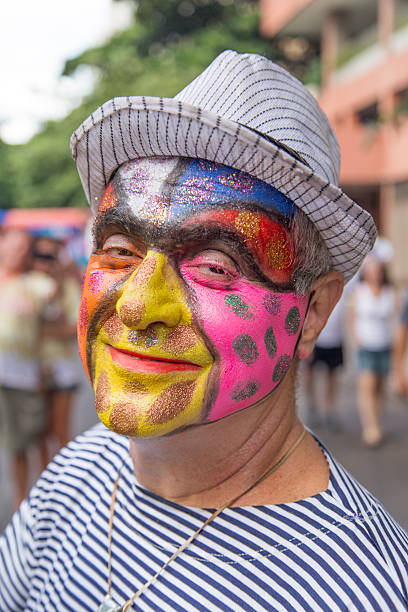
[{"xmin": 171, "ymin": 159, "xmax": 296, "ymax": 219}]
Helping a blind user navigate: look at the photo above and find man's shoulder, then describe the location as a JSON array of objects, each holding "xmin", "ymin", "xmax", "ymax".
[
  {"xmin": 314, "ymin": 443, "xmax": 408, "ymax": 552},
  {"xmin": 30, "ymin": 424, "xmax": 128, "ymax": 509},
  {"xmin": 53, "ymin": 422, "xmax": 127, "ymax": 472}
]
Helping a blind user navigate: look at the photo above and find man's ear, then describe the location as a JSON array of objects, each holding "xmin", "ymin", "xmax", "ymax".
[{"xmin": 296, "ymin": 271, "xmax": 344, "ymax": 360}]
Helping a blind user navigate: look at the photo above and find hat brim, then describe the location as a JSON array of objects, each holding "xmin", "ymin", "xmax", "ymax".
[{"xmin": 71, "ymin": 96, "xmax": 377, "ymax": 282}]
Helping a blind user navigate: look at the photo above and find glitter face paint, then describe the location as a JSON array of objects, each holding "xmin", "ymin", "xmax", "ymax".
[
  {"xmin": 179, "ymin": 261, "xmax": 308, "ymax": 420},
  {"xmin": 79, "ymin": 157, "xmax": 309, "ymax": 437},
  {"xmin": 80, "ymin": 251, "xmax": 213, "ymax": 437}
]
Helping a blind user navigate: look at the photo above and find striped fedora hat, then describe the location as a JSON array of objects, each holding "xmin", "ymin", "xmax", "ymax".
[{"xmin": 71, "ymin": 49, "xmax": 376, "ymax": 281}]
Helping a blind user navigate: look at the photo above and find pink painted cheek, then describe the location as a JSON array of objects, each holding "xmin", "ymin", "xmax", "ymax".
[{"xmin": 190, "ymin": 282, "xmax": 309, "ymax": 421}]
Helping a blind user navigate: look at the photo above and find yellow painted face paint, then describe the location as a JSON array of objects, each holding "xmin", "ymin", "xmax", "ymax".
[{"xmin": 92, "ymin": 251, "xmax": 213, "ymax": 438}]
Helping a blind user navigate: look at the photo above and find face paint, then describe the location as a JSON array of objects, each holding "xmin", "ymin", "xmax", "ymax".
[
  {"xmin": 79, "ymin": 157, "xmax": 309, "ymax": 438},
  {"xmin": 98, "ymin": 183, "xmax": 119, "ymax": 214},
  {"xmin": 80, "ymin": 249, "xmax": 213, "ymax": 438},
  {"xmin": 179, "ymin": 257, "xmax": 308, "ymax": 421},
  {"xmin": 181, "ymin": 208, "xmax": 293, "ymax": 284}
]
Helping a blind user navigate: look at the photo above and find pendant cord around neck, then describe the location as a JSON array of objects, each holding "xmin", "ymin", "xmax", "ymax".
[{"xmin": 103, "ymin": 427, "xmax": 306, "ymax": 610}]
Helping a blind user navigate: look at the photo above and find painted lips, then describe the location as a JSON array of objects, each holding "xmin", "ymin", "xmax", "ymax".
[{"xmin": 109, "ymin": 346, "xmax": 201, "ymax": 373}]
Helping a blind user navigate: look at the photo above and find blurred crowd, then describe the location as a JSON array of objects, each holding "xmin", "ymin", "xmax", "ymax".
[
  {"xmin": 304, "ymin": 237, "xmax": 408, "ymax": 449},
  {"xmin": 0, "ymin": 227, "xmax": 82, "ymax": 510}
]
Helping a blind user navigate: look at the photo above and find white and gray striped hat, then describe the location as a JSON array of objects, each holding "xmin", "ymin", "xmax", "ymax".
[{"xmin": 71, "ymin": 49, "xmax": 376, "ymax": 281}]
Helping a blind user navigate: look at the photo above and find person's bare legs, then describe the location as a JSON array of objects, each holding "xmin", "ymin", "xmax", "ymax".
[
  {"xmin": 13, "ymin": 451, "xmax": 29, "ymax": 511},
  {"xmin": 39, "ymin": 391, "xmax": 52, "ymax": 471},
  {"xmin": 325, "ymin": 369, "xmax": 336, "ymax": 415},
  {"xmin": 374, "ymin": 375, "xmax": 385, "ymax": 428},
  {"xmin": 39, "ymin": 437, "xmax": 49, "ymax": 472},
  {"xmin": 39, "ymin": 390, "xmax": 74, "ymax": 467},
  {"xmin": 358, "ymin": 370, "xmax": 383, "ymax": 446},
  {"xmin": 50, "ymin": 390, "xmax": 73, "ymax": 450},
  {"xmin": 322, "ymin": 368, "xmax": 341, "ymax": 430},
  {"xmin": 304, "ymin": 362, "xmax": 319, "ymax": 426}
]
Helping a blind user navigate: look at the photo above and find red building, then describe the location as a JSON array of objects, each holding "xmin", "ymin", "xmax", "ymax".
[{"xmin": 260, "ymin": 0, "xmax": 408, "ymax": 284}]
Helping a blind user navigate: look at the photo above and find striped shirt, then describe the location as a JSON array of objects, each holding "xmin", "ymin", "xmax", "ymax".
[{"xmin": 1, "ymin": 424, "xmax": 407, "ymax": 611}]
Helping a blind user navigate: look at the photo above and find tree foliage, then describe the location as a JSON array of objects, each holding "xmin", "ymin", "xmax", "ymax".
[
  {"xmin": 2, "ymin": 0, "xmax": 314, "ymax": 209},
  {"xmin": 0, "ymin": 139, "xmax": 17, "ymax": 208}
]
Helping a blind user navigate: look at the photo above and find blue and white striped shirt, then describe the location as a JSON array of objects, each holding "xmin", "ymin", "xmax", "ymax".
[{"xmin": 1, "ymin": 424, "xmax": 407, "ymax": 611}]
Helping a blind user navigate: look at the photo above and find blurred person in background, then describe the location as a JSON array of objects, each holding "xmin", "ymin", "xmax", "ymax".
[
  {"xmin": 0, "ymin": 228, "xmax": 55, "ymax": 509},
  {"xmin": 393, "ymin": 290, "xmax": 408, "ymax": 396},
  {"xmin": 304, "ymin": 290, "xmax": 348, "ymax": 431},
  {"xmin": 304, "ymin": 277, "xmax": 357, "ymax": 430},
  {"xmin": 350, "ymin": 255, "xmax": 396, "ymax": 447},
  {"xmin": 32, "ymin": 236, "xmax": 81, "ymax": 467}
]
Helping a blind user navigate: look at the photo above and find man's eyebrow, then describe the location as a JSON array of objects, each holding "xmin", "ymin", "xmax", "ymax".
[
  {"xmin": 181, "ymin": 197, "xmax": 293, "ymax": 229},
  {"xmin": 92, "ymin": 207, "xmax": 146, "ymax": 244},
  {"xmin": 177, "ymin": 223, "xmax": 252, "ymax": 245},
  {"xmin": 172, "ymin": 226, "xmax": 294, "ymax": 291}
]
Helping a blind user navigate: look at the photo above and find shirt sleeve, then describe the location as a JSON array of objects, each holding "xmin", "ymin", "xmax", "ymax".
[{"xmin": 0, "ymin": 500, "xmax": 35, "ymax": 611}]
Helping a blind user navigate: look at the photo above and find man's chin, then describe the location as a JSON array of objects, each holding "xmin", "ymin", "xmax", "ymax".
[
  {"xmin": 95, "ymin": 375, "xmax": 207, "ymax": 438},
  {"xmin": 98, "ymin": 408, "xmax": 201, "ymax": 439},
  {"xmin": 92, "ymin": 346, "xmax": 213, "ymax": 438}
]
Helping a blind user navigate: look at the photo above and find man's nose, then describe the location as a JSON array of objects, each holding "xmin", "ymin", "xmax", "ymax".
[{"xmin": 116, "ymin": 251, "xmax": 188, "ymax": 330}]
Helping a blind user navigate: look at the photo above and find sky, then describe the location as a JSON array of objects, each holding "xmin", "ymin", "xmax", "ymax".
[{"xmin": 0, "ymin": 0, "xmax": 132, "ymax": 144}]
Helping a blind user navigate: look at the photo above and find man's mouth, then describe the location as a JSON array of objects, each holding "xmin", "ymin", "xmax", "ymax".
[{"xmin": 109, "ymin": 346, "xmax": 201, "ymax": 373}]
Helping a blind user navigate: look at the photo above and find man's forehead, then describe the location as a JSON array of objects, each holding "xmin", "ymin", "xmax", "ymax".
[
  {"xmin": 115, "ymin": 157, "xmax": 180, "ymax": 199},
  {"xmin": 107, "ymin": 157, "xmax": 296, "ymax": 222},
  {"xmin": 94, "ymin": 157, "xmax": 296, "ymax": 285}
]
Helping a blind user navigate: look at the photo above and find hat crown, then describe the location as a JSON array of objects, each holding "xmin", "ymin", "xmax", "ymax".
[
  {"xmin": 71, "ymin": 49, "xmax": 376, "ymax": 282},
  {"xmin": 175, "ymin": 50, "xmax": 340, "ymax": 185}
]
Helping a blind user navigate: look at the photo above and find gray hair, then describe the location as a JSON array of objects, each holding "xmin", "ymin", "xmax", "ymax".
[{"xmin": 291, "ymin": 208, "xmax": 333, "ymax": 295}]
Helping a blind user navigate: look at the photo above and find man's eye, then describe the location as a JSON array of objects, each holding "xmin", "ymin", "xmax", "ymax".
[
  {"xmin": 93, "ymin": 246, "xmax": 142, "ymax": 271},
  {"xmin": 180, "ymin": 251, "xmax": 239, "ymax": 289},
  {"xmin": 103, "ymin": 246, "xmax": 135, "ymax": 257},
  {"xmin": 207, "ymin": 265, "xmax": 228, "ymax": 276},
  {"xmin": 189, "ymin": 259, "xmax": 236, "ymax": 280}
]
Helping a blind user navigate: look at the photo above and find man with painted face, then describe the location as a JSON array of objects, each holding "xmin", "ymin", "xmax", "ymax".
[{"xmin": 1, "ymin": 51, "xmax": 407, "ymax": 611}]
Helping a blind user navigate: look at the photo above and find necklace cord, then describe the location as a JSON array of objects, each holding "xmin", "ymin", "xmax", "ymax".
[
  {"xmin": 107, "ymin": 427, "xmax": 306, "ymax": 610},
  {"xmin": 106, "ymin": 471, "xmax": 121, "ymax": 598}
]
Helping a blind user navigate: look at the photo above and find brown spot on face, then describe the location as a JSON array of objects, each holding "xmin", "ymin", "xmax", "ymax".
[
  {"xmin": 109, "ymin": 402, "xmax": 140, "ymax": 435},
  {"xmin": 95, "ymin": 371, "xmax": 110, "ymax": 414},
  {"xmin": 124, "ymin": 379, "xmax": 148, "ymax": 395},
  {"xmin": 161, "ymin": 325, "xmax": 198, "ymax": 355},
  {"xmin": 146, "ymin": 381, "xmax": 196, "ymax": 425},
  {"xmin": 132, "ymin": 256, "xmax": 156, "ymax": 287},
  {"xmin": 119, "ymin": 300, "xmax": 145, "ymax": 326},
  {"xmin": 103, "ymin": 314, "xmax": 124, "ymax": 343}
]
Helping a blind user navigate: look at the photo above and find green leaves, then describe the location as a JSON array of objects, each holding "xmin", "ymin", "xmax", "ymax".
[{"xmin": 5, "ymin": 0, "xmax": 279, "ymax": 209}]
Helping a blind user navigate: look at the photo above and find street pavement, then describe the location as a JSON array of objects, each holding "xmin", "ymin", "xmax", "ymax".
[{"xmin": 1, "ymin": 362, "xmax": 407, "ymax": 533}]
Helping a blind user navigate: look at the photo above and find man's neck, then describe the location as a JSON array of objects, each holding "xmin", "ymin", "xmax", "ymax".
[{"xmin": 128, "ymin": 374, "xmax": 329, "ymax": 508}]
